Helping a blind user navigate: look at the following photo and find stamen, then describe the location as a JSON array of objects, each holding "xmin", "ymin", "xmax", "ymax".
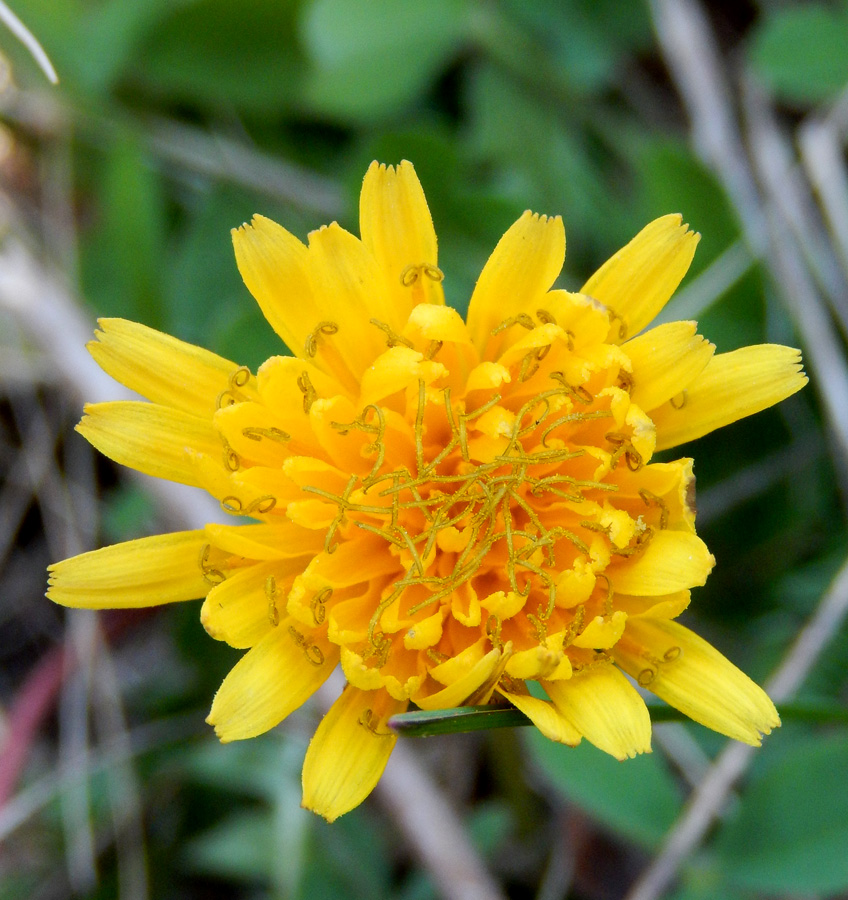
[
  {"xmin": 322, "ymin": 474, "xmax": 358, "ymax": 554},
  {"xmin": 426, "ymin": 340, "xmax": 443, "ymax": 360},
  {"xmin": 415, "ymin": 380, "xmax": 426, "ymax": 475},
  {"xmin": 288, "ymin": 625, "xmax": 325, "ymax": 666},
  {"xmin": 220, "ymin": 495, "xmax": 277, "ymax": 515},
  {"xmin": 536, "ymin": 309, "xmax": 556, "ymax": 325},
  {"xmin": 606, "ymin": 432, "xmax": 643, "ymax": 471},
  {"xmin": 310, "ymin": 586, "xmax": 332, "ymax": 625},
  {"xmin": 549, "ymin": 372, "xmax": 593, "ymax": 404},
  {"xmin": 304, "ymin": 321, "xmax": 339, "ymax": 358},
  {"xmin": 580, "ymin": 520, "xmax": 610, "ymax": 534},
  {"xmin": 265, "ymin": 575, "xmax": 280, "ymax": 626},
  {"xmin": 490, "ymin": 313, "xmax": 535, "ymax": 336},
  {"xmin": 370, "ymin": 318, "xmax": 414, "ymax": 349},
  {"xmin": 617, "ymin": 370, "xmax": 634, "ymax": 393},
  {"xmin": 595, "ymin": 573, "xmax": 613, "ymax": 615},
  {"xmin": 401, "ymin": 263, "xmax": 444, "ymax": 285},
  {"xmin": 297, "ymin": 371, "xmax": 317, "ymax": 414},
  {"xmin": 639, "ymin": 488, "xmax": 669, "ymax": 529},
  {"xmin": 199, "ymin": 544, "xmax": 225, "ymax": 585},
  {"xmin": 485, "ymin": 614, "xmax": 503, "ymax": 651},
  {"xmin": 540, "ymin": 410, "xmax": 612, "ymax": 447},
  {"xmin": 610, "ymin": 526, "xmax": 654, "ymax": 558},
  {"xmin": 607, "ymin": 308, "xmax": 627, "ymax": 340},
  {"xmin": 638, "ymin": 668, "xmax": 656, "ymax": 686},
  {"xmin": 222, "ymin": 440, "xmax": 240, "ymax": 472},
  {"xmin": 670, "ymin": 390, "xmax": 688, "ymax": 409},
  {"xmin": 242, "ymin": 427, "xmax": 291, "ymax": 443}
]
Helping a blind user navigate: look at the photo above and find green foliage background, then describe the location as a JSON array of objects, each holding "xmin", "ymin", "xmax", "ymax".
[{"xmin": 2, "ymin": 1, "xmax": 847, "ymax": 898}]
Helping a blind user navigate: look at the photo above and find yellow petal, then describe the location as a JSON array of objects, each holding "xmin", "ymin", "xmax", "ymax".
[
  {"xmin": 403, "ymin": 609, "xmax": 446, "ymax": 650},
  {"xmin": 581, "ymin": 215, "xmax": 699, "ymax": 341},
  {"xmin": 88, "ymin": 318, "xmax": 246, "ymax": 417},
  {"xmin": 466, "ymin": 211, "xmax": 565, "ymax": 356},
  {"xmin": 302, "ymin": 686, "xmax": 404, "ymax": 822},
  {"xmin": 615, "ymin": 591, "xmax": 691, "ymax": 619},
  {"xmin": 624, "ymin": 321, "xmax": 715, "ymax": 412},
  {"xmin": 614, "ymin": 618, "xmax": 779, "ymax": 745},
  {"xmin": 201, "ymin": 560, "xmax": 303, "ymax": 649},
  {"xmin": 572, "ymin": 610, "xmax": 628, "ymax": 649},
  {"xmin": 546, "ymin": 665, "xmax": 652, "ymax": 760},
  {"xmin": 47, "ymin": 530, "xmax": 208, "ymax": 608},
  {"xmin": 404, "ymin": 302, "xmax": 470, "ymax": 345},
  {"xmin": 78, "ymin": 401, "xmax": 222, "ymax": 487},
  {"xmin": 214, "ymin": 401, "xmax": 293, "ymax": 468},
  {"xmin": 292, "ymin": 533, "xmax": 401, "ymax": 592},
  {"xmin": 306, "ymin": 222, "xmax": 393, "ymax": 373},
  {"xmin": 415, "ymin": 646, "xmax": 503, "ymax": 709},
  {"xmin": 207, "ymin": 622, "xmax": 337, "ymax": 741},
  {"xmin": 204, "ymin": 521, "xmax": 323, "ymax": 560},
  {"xmin": 538, "ymin": 290, "xmax": 611, "ymax": 349},
  {"xmin": 360, "ymin": 160, "xmax": 444, "ymax": 315},
  {"xmin": 610, "ymin": 531, "xmax": 714, "ymax": 596},
  {"xmin": 465, "ymin": 361, "xmax": 511, "ymax": 394},
  {"xmin": 652, "ymin": 345, "xmax": 808, "ymax": 450},
  {"xmin": 506, "ymin": 644, "xmax": 566, "ymax": 680},
  {"xmin": 499, "ymin": 690, "xmax": 581, "ymax": 745},
  {"xmin": 359, "ymin": 346, "xmax": 447, "ymax": 407},
  {"xmin": 232, "ymin": 215, "xmax": 315, "ymax": 357}
]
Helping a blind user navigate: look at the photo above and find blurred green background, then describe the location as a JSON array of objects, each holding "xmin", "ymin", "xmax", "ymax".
[{"xmin": 1, "ymin": 1, "xmax": 847, "ymax": 899}]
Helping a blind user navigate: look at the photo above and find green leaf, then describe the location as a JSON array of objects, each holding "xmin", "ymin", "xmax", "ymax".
[
  {"xmin": 132, "ymin": 0, "xmax": 304, "ymax": 113},
  {"xmin": 749, "ymin": 6, "xmax": 848, "ymax": 105},
  {"xmin": 716, "ymin": 734, "xmax": 848, "ymax": 893},
  {"xmin": 524, "ymin": 728, "xmax": 683, "ymax": 849},
  {"xmin": 82, "ymin": 137, "xmax": 166, "ymax": 327},
  {"xmin": 300, "ymin": 0, "xmax": 472, "ymax": 122}
]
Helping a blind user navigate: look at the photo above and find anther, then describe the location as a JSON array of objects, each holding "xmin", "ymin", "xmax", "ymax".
[
  {"xmin": 230, "ymin": 366, "xmax": 251, "ymax": 388},
  {"xmin": 222, "ymin": 440, "xmax": 240, "ymax": 472},
  {"xmin": 610, "ymin": 526, "xmax": 654, "ymax": 558},
  {"xmin": 485, "ymin": 614, "xmax": 503, "ymax": 651},
  {"xmin": 220, "ymin": 496, "xmax": 243, "ymax": 514},
  {"xmin": 490, "ymin": 313, "xmax": 536, "ymax": 336},
  {"xmin": 246, "ymin": 496, "xmax": 277, "ymax": 515},
  {"xmin": 639, "ymin": 488, "xmax": 669, "ymax": 529},
  {"xmin": 670, "ymin": 391, "xmax": 688, "ymax": 409},
  {"xmin": 242, "ymin": 427, "xmax": 291, "ymax": 443},
  {"xmin": 425, "ymin": 340, "xmax": 443, "ymax": 360},
  {"xmin": 617, "ymin": 370, "xmax": 634, "ymax": 393},
  {"xmin": 606, "ymin": 432, "xmax": 643, "ymax": 471},
  {"xmin": 310, "ymin": 586, "xmax": 332, "ymax": 625},
  {"xmin": 265, "ymin": 575, "xmax": 280, "ymax": 626},
  {"xmin": 664, "ymin": 646, "xmax": 681, "ymax": 662},
  {"xmin": 607, "ymin": 309, "xmax": 627, "ymax": 340},
  {"xmin": 370, "ymin": 318, "xmax": 414, "ymax": 349},
  {"xmin": 304, "ymin": 321, "xmax": 339, "ymax": 358},
  {"xmin": 199, "ymin": 544, "xmax": 225, "ymax": 585},
  {"xmin": 549, "ymin": 372, "xmax": 593, "ymax": 404},
  {"xmin": 401, "ymin": 263, "xmax": 444, "ymax": 286},
  {"xmin": 297, "ymin": 371, "xmax": 317, "ymax": 414},
  {"xmin": 536, "ymin": 308, "xmax": 556, "ymax": 325},
  {"xmin": 637, "ymin": 668, "xmax": 656, "ymax": 686},
  {"xmin": 288, "ymin": 625, "xmax": 325, "ymax": 666},
  {"xmin": 359, "ymin": 708, "xmax": 382, "ymax": 734}
]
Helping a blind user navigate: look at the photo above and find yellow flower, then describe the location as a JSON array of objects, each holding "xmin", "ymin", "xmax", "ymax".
[{"xmin": 48, "ymin": 161, "xmax": 806, "ymax": 821}]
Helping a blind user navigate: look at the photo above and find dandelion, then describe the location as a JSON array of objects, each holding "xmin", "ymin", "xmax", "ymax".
[{"xmin": 48, "ymin": 161, "xmax": 806, "ymax": 821}]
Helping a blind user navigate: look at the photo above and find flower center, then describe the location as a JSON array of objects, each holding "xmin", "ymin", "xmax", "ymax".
[{"xmin": 301, "ymin": 362, "xmax": 655, "ymax": 659}]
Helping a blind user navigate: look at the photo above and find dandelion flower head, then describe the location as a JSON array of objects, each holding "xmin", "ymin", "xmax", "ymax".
[{"xmin": 48, "ymin": 161, "xmax": 807, "ymax": 821}]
